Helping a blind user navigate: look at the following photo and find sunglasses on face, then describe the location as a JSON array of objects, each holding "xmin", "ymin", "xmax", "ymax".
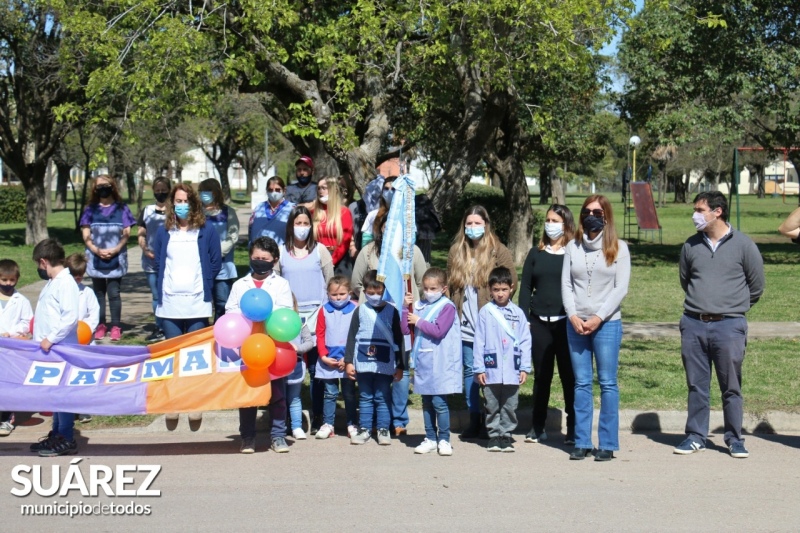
[{"xmin": 581, "ymin": 208, "xmax": 604, "ymax": 218}]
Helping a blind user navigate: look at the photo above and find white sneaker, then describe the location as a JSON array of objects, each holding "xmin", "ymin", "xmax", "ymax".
[
  {"xmin": 438, "ymin": 440, "xmax": 453, "ymax": 456},
  {"xmin": 414, "ymin": 438, "xmax": 438, "ymax": 454},
  {"xmin": 315, "ymin": 423, "xmax": 334, "ymax": 439},
  {"xmin": 347, "ymin": 425, "xmax": 358, "ymax": 438},
  {"xmin": 0, "ymin": 421, "xmax": 14, "ymax": 436},
  {"xmin": 293, "ymin": 428, "xmax": 307, "ymax": 440}
]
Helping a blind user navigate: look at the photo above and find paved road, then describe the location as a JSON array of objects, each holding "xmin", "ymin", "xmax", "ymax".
[{"xmin": 0, "ymin": 427, "xmax": 798, "ymax": 531}]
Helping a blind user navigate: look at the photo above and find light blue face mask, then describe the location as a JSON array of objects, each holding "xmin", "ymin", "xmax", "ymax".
[
  {"xmin": 465, "ymin": 226, "xmax": 485, "ymax": 240},
  {"xmin": 365, "ymin": 293, "xmax": 384, "ymax": 307},
  {"xmin": 174, "ymin": 203, "xmax": 190, "ymax": 220},
  {"xmin": 329, "ymin": 298, "xmax": 350, "ymax": 309},
  {"xmin": 200, "ymin": 191, "xmax": 214, "ymax": 206}
]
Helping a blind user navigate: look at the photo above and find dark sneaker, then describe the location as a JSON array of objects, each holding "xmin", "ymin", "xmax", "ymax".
[
  {"xmin": 78, "ymin": 414, "xmax": 92, "ymax": 423},
  {"xmin": 146, "ymin": 330, "xmax": 165, "ymax": 342},
  {"xmin": 594, "ymin": 449, "xmax": 614, "ymax": 461},
  {"xmin": 487, "ymin": 437, "xmax": 502, "ymax": 452},
  {"xmin": 270, "ymin": 436, "xmax": 289, "ymax": 453},
  {"xmin": 564, "ymin": 431, "xmax": 576, "ymax": 446},
  {"xmin": 728, "ymin": 441, "xmax": 749, "ymax": 459},
  {"xmin": 240, "ymin": 437, "xmax": 256, "ymax": 454},
  {"xmin": 38, "ymin": 436, "xmax": 78, "ymax": 457},
  {"xmin": 673, "ymin": 437, "xmax": 706, "ymax": 455},
  {"xmin": 524, "ymin": 429, "xmax": 547, "ymax": 443},
  {"xmin": 569, "ymin": 447, "xmax": 593, "ymax": 460},
  {"xmin": 30, "ymin": 431, "xmax": 57, "ymax": 452},
  {"xmin": 501, "ymin": 436, "xmax": 515, "ymax": 453}
]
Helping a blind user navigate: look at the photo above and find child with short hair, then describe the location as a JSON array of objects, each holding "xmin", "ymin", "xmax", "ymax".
[
  {"xmin": 285, "ymin": 293, "xmax": 314, "ymax": 440},
  {"xmin": 314, "ymin": 275, "xmax": 359, "ymax": 439},
  {"xmin": 226, "ymin": 237, "xmax": 293, "ymax": 454},
  {"xmin": 344, "ymin": 270, "xmax": 405, "ymax": 445},
  {"xmin": 28, "ymin": 239, "xmax": 81, "ymax": 456},
  {"xmin": 0, "ymin": 259, "xmax": 33, "ymax": 436},
  {"xmin": 65, "ymin": 253, "xmax": 100, "ymax": 423},
  {"xmin": 407, "ymin": 267, "xmax": 462, "ymax": 456},
  {"xmin": 473, "ymin": 266, "xmax": 532, "ymax": 453}
]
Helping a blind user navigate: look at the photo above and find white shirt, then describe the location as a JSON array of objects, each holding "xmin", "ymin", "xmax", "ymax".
[
  {"xmin": 77, "ymin": 283, "xmax": 100, "ymax": 332},
  {"xmin": 226, "ymin": 272, "xmax": 294, "ymax": 314},
  {"xmin": 0, "ymin": 291, "xmax": 33, "ymax": 337},
  {"xmin": 157, "ymin": 229, "xmax": 211, "ymax": 319},
  {"xmin": 33, "ymin": 268, "xmax": 79, "ymax": 344}
]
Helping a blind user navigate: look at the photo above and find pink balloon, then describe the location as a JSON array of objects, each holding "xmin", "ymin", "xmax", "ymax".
[{"xmin": 213, "ymin": 313, "xmax": 253, "ymax": 349}]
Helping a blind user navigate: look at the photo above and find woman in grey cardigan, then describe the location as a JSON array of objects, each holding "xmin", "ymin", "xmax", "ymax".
[{"xmin": 561, "ymin": 195, "xmax": 630, "ymax": 462}]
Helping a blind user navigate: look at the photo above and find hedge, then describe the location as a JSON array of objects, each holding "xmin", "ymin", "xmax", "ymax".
[{"xmin": 0, "ymin": 186, "xmax": 27, "ymax": 224}]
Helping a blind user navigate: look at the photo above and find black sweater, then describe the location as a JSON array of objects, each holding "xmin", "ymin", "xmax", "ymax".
[{"xmin": 518, "ymin": 247, "xmax": 566, "ymax": 321}]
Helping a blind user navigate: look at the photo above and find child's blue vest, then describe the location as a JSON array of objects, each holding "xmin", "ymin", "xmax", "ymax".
[
  {"xmin": 85, "ymin": 203, "xmax": 128, "ymax": 279},
  {"xmin": 354, "ymin": 303, "xmax": 398, "ymax": 376},
  {"xmin": 205, "ymin": 206, "xmax": 237, "ymax": 280},
  {"xmin": 315, "ymin": 301, "xmax": 356, "ymax": 379},
  {"xmin": 412, "ymin": 297, "xmax": 463, "ymax": 395}
]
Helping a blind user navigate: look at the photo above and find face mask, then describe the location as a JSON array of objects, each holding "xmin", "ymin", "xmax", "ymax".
[
  {"xmin": 319, "ymin": 195, "xmax": 329, "ymax": 205},
  {"xmin": 0, "ymin": 284, "xmax": 14, "ymax": 296},
  {"xmin": 329, "ymin": 298, "xmax": 350, "ymax": 309},
  {"xmin": 365, "ymin": 293, "xmax": 384, "ymax": 307},
  {"xmin": 154, "ymin": 192, "xmax": 168, "ymax": 204},
  {"xmin": 268, "ymin": 191, "xmax": 284, "ymax": 204},
  {"xmin": 583, "ymin": 215, "xmax": 605, "ymax": 233},
  {"xmin": 250, "ymin": 259, "xmax": 274, "ymax": 276},
  {"xmin": 382, "ymin": 189, "xmax": 394, "ymax": 205},
  {"xmin": 37, "ymin": 268, "xmax": 49, "ymax": 281},
  {"xmin": 96, "ymin": 186, "xmax": 112, "ymax": 199},
  {"xmin": 297, "ymin": 176, "xmax": 311, "ymax": 185},
  {"xmin": 545, "ymin": 223, "xmax": 564, "ymax": 240},
  {"xmin": 465, "ymin": 226, "xmax": 485, "ymax": 240},
  {"xmin": 200, "ymin": 192, "xmax": 214, "ymax": 206},
  {"xmin": 692, "ymin": 211, "xmax": 709, "ymax": 231},
  {"xmin": 294, "ymin": 226, "xmax": 311, "ymax": 241},
  {"xmin": 424, "ymin": 291, "xmax": 443, "ymax": 303},
  {"xmin": 174, "ymin": 204, "xmax": 190, "ymax": 220}
]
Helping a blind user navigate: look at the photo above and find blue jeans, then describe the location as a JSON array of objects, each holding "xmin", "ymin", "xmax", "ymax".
[
  {"xmin": 238, "ymin": 377, "xmax": 286, "ymax": 439},
  {"xmin": 567, "ymin": 319, "xmax": 622, "ymax": 451},
  {"xmin": 161, "ymin": 317, "xmax": 209, "ymax": 340},
  {"xmin": 357, "ymin": 373, "xmax": 392, "ymax": 430},
  {"xmin": 422, "ymin": 394, "xmax": 450, "ymax": 442},
  {"xmin": 286, "ymin": 381, "xmax": 303, "ymax": 431},
  {"xmin": 146, "ymin": 272, "xmax": 163, "ymax": 331},
  {"xmin": 305, "ymin": 348, "xmax": 324, "ymax": 422},
  {"xmin": 52, "ymin": 412, "xmax": 75, "ymax": 442},
  {"xmin": 462, "ymin": 342, "xmax": 481, "ymax": 414},
  {"xmin": 391, "ymin": 369, "xmax": 410, "ymax": 428},
  {"xmin": 322, "ymin": 379, "xmax": 358, "ymax": 427},
  {"xmin": 212, "ymin": 278, "xmax": 235, "ymax": 324}
]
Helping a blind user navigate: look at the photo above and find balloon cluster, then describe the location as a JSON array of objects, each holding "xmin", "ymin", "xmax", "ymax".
[{"xmin": 212, "ymin": 289, "xmax": 303, "ymax": 379}]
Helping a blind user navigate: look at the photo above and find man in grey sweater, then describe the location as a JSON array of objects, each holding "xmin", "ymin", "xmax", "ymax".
[{"xmin": 674, "ymin": 191, "xmax": 765, "ymax": 459}]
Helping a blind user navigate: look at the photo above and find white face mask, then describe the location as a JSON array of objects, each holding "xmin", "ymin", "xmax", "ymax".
[
  {"xmin": 544, "ymin": 222, "xmax": 564, "ymax": 240},
  {"xmin": 294, "ymin": 226, "xmax": 311, "ymax": 241},
  {"xmin": 268, "ymin": 191, "xmax": 284, "ymax": 203},
  {"xmin": 692, "ymin": 211, "xmax": 710, "ymax": 231},
  {"xmin": 319, "ymin": 195, "xmax": 329, "ymax": 205},
  {"xmin": 424, "ymin": 291, "xmax": 443, "ymax": 303}
]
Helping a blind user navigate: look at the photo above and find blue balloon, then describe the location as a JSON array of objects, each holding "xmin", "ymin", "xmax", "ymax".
[{"xmin": 240, "ymin": 288, "xmax": 273, "ymax": 322}]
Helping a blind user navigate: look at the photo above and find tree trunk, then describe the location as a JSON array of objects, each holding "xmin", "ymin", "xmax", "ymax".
[
  {"xmin": 493, "ymin": 159, "xmax": 534, "ymax": 263},
  {"xmin": 136, "ymin": 163, "xmax": 145, "ymax": 215},
  {"xmin": 657, "ymin": 162, "xmax": 667, "ymax": 207},
  {"xmin": 673, "ymin": 170, "xmax": 687, "ymax": 203},
  {"xmin": 538, "ymin": 165, "xmax": 552, "ymax": 204},
  {"xmin": 25, "ymin": 171, "xmax": 50, "ymax": 245},
  {"xmin": 551, "ymin": 168, "xmax": 566, "ymax": 206},
  {"xmin": 54, "ymin": 161, "xmax": 71, "ymax": 209}
]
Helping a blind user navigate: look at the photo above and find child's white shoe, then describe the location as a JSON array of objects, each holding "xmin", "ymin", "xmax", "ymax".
[
  {"xmin": 414, "ymin": 438, "xmax": 438, "ymax": 454},
  {"xmin": 293, "ymin": 428, "xmax": 307, "ymax": 440},
  {"xmin": 347, "ymin": 425, "xmax": 358, "ymax": 438},
  {"xmin": 438, "ymin": 440, "xmax": 453, "ymax": 456},
  {"xmin": 315, "ymin": 424, "xmax": 334, "ymax": 439}
]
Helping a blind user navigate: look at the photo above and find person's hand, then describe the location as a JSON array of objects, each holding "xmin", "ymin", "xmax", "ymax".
[
  {"xmin": 475, "ymin": 373, "xmax": 486, "ymax": 386},
  {"xmin": 349, "ymin": 243, "xmax": 358, "ymax": 258},
  {"xmin": 403, "ymin": 293, "xmax": 413, "ymax": 307},
  {"xmin": 40, "ymin": 338, "xmax": 53, "ymax": 353},
  {"xmin": 144, "ymin": 250, "xmax": 156, "ymax": 260},
  {"xmin": 345, "ymin": 363, "xmax": 356, "ymax": 380},
  {"xmin": 582, "ymin": 315, "xmax": 603, "ymax": 335},
  {"xmin": 569, "ymin": 315, "xmax": 585, "ymax": 335},
  {"xmin": 337, "ymin": 359, "xmax": 346, "ymax": 371},
  {"xmin": 393, "ymin": 368, "xmax": 403, "ymax": 382},
  {"xmin": 320, "ymin": 355, "xmax": 338, "ymax": 368},
  {"xmin": 519, "ymin": 371, "xmax": 528, "ymax": 385},
  {"xmin": 407, "ymin": 313, "xmax": 419, "ymax": 326}
]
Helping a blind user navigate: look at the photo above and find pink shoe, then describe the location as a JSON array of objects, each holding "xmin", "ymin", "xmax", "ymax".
[
  {"xmin": 110, "ymin": 326, "xmax": 122, "ymax": 341},
  {"xmin": 94, "ymin": 324, "xmax": 107, "ymax": 340}
]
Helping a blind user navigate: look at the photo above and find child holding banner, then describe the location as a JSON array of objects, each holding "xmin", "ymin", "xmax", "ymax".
[
  {"xmin": 0, "ymin": 259, "xmax": 33, "ymax": 436},
  {"xmin": 28, "ymin": 239, "xmax": 81, "ymax": 457},
  {"xmin": 66, "ymin": 253, "xmax": 100, "ymax": 423},
  {"xmin": 226, "ymin": 237, "xmax": 293, "ymax": 454}
]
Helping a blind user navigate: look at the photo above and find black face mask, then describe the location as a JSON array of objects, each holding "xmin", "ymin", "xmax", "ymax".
[
  {"xmin": 583, "ymin": 215, "xmax": 605, "ymax": 234},
  {"xmin": 0, "ymin": 284, "xmax": 14, "ymax": 295},
  {"xmin": 297, "ymin": 176, "xmax": 311, "ymax": 186},
  {"xmin": 97, "ymin": 186, "xmax": 113, "ymax": 199},
  {"xmin": 250, "ymin": 259, "xmax": 274, "ymax": 276},
  {"xmin": 37, "ymin": 268, "xmax": 49, "ymax": 281},
  {"xmin": 154, "ymin": 192, "xmax": 169, "ymax": 204}
]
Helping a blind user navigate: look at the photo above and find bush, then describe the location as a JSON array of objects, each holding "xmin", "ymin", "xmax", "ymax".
[
  {"xmin": 441, "ymin": 183, "xmax": 545, "ymax": 246},
  {"xmin": 0, "ymin": 186, "xmax": 27, "ymax": 224}
]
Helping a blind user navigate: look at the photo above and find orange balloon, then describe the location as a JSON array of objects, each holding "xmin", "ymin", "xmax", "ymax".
[
  {"xmin": 240, "ymin": 333, "xmax": 276, "ymax": 370},
  {"xmin": 240, "ymin": 366, "xmax": 271, "ymax": 387},
  {"xmin": 77, "ymin": 321, "xmax": 93, "ymax": 345},
  {"xmin": 251, "ymin": 321, "xmax": 266, "ymax": 335}
]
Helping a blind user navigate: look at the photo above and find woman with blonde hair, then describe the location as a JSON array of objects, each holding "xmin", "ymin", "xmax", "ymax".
[
  {"xmin": 313, "ymin": 176, "xmax": 354, "ymax": 275},
  {"xmin": 447, "ymin": 205, "xmax": 517, "ymax": 439},
  {"xmin": 561, "ymin": 195, "xmax": 629, "ymax": 462}
]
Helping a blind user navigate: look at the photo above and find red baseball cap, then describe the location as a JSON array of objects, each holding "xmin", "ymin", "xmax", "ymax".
[{"xmin": 295, "ymin": 156, "xmax": 314, "ymax": 169}]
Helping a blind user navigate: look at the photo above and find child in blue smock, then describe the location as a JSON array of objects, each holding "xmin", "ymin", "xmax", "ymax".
[
  {"xmin": 286, "ymin": 294, "xmax": 314, "ymax": 440},
  {"xmin": 408, "ymin": 267, "xmax": 462, "ymax": 456},
  {"xmin": 344, "ymin": 270, "xmax": 405, "ymax": 446},
  {"xmin": 314, "ymin": 275, "xmax": 358, "ymax": 439},
  {"xmin": 473, "ymin": 266, "xmax": 532, "ymax": 453}
]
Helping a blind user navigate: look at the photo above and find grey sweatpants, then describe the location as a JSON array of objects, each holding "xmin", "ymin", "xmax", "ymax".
[{"xmin": 483, "ymin": 384, "xmax": 519, "ymax": 438}]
